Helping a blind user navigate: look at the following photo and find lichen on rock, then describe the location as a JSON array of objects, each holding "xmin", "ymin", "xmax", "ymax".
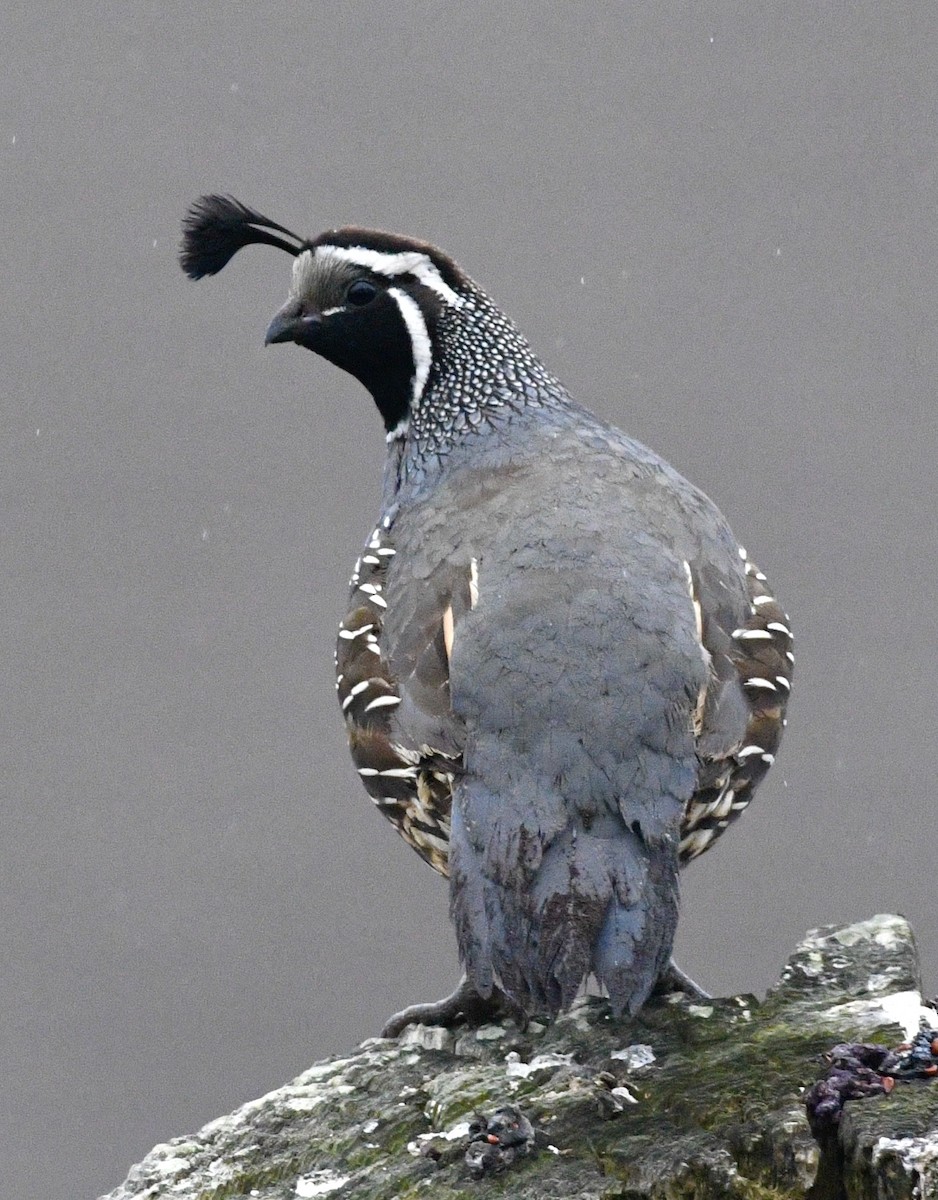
[{"xmin": 99, "ymin": 915, "xmax": 938, "ymax": 1200}]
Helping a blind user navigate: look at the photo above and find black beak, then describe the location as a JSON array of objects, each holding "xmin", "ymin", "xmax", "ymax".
[
  {"xmin": 264, "ymin": 309, "xmax": 297, "ymax": 345},
  {"xmin": 264, "ymin": 302, "xmax": 322, "ymax": 346}
]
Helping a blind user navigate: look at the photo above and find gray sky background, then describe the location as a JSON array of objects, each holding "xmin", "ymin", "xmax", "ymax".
[{"xmin": 4, "ymin": 4, "xmax": 937, "ymax": 1196}]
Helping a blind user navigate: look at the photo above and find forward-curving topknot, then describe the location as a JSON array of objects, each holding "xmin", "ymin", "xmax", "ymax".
[{"xmin": 179, "ymin": 194, "xmax": 308, "ymax": 279}]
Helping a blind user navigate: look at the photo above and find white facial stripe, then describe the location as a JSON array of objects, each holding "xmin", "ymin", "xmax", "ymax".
[
  {"xmin": 316, "ymin": 244, "xmax": 463, "ymax": 307},
  {"xmin": 388, "ymin": 286, "xmax": 432, "ymax": 413},
  {"xmin": 289, "ymin": 249, "xmax": 317, "ymax": 299}
]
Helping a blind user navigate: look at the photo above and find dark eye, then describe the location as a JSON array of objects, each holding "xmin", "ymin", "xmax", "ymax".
[{"xmin": 346, "ymin": 279, "xmax": 379, "ymax": 307}]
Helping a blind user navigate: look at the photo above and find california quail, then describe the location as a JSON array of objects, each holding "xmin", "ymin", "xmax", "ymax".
[{"xmin": 180, "ymin": 195, "xmax": 792, "ymax": 1027}]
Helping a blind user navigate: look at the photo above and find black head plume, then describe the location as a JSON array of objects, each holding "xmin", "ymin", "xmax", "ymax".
[{"xmin": 180, "ymin": 194, "xmax": 308, "ymax": 279}]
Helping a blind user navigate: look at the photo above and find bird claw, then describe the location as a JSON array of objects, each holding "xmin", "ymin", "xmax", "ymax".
[
  {"xmin": 381, "ymin": 977, "xmax": 519, "ymax": 1038},
  {"xmin": 652, "ymin": 959, "xmax": 712, "ymax": 1002}
]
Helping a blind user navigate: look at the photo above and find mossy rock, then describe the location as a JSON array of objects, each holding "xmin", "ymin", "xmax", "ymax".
[{"xmin": 100, "ymin": 915, "xmax": 938, "ymax": 1200}]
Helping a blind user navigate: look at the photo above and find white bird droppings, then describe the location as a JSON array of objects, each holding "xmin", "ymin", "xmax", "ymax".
[{"xmin": 295, "ymin": 1169, "xmax": 350, "ymax": 1197}]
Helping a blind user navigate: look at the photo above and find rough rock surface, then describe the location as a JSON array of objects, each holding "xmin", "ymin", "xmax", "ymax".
[{"xmin": 100, "ymin": 915, "xmax": 938, "ymax": 1199}]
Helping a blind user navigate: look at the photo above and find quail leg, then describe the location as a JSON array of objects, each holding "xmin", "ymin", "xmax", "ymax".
[
  {"xmin": 382, "ymin": 976, "xmax": 518, "ymax": 1038},
  {"xmin": 652, "ymin": 958, "xmax": 712, "ymax": 1002}
]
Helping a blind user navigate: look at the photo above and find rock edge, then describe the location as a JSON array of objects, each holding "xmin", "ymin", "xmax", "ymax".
[{"xmin": 101, "ymin": 915, "xmax": 938, "ymax": 1200}]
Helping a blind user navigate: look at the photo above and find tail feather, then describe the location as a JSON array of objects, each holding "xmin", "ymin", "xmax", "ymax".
[
  {"xmin": 448, "ymin": 803, "xmax": 496, "ymax": 1001},
  {"xmin": 450, "ymin": 775, "xmax": 680, "ymax": 1017},
  {"xmin": 593, "ymin": 853, "xmax": 679, "ymax": 1015}
]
